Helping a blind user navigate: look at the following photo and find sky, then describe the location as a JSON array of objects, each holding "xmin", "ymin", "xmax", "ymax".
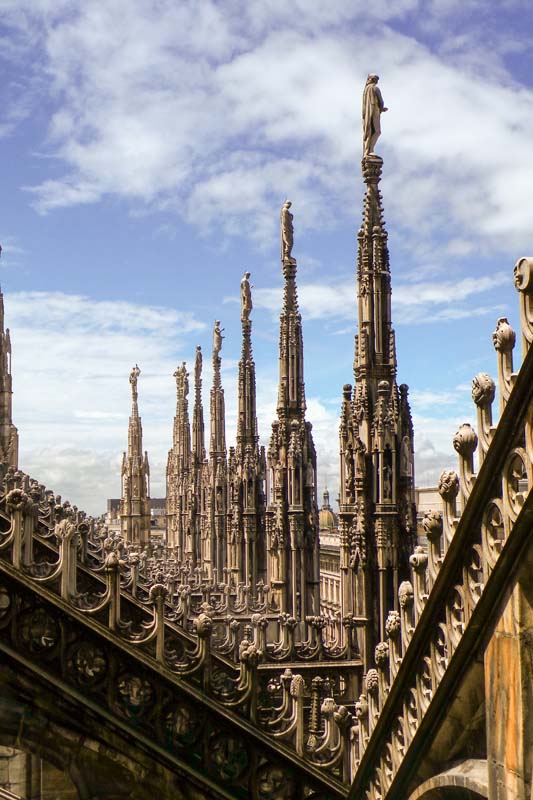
[{"xmin": 1, "ymin": 0, "xmax": 533, "ymax": 515}]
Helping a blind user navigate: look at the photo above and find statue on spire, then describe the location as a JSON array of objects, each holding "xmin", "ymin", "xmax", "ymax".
[
  {"xmin": 213, "ymin": 321, "xmax": 224, "ymax": 354},
  {"xmin": 129, "ymin": 364, "xmax": 141, "ymax": 401},
  {"xmin": 240, "ymin": 271, "xmax": 253, "ymax": 321},
  {"xmin": 195, "ymin": 346, "xmax": 203, "ymax": 382},
  {"xmin": 281, "ymin": 201, "xmax": 296, "ymax": 264},
  {"xmin": 362, "ymin": 74, "xmax": 388, "ymax": 157}
]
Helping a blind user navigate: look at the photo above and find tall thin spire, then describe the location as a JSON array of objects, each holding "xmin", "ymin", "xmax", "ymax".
[
  {"xmin": 227, "ymin": 273, "xmax": 266, "ymax": 589},
  {"xmin": 120, "ymin": 365, "xmax": 151, "ymax": 545},
  {"xmin": 266, "ymin": 204, "xmax": 320, "ymax": 619},
  {"xmin": 166, "ymin": 363, "xmax": 191, "ymax": 554},
  {"xmin": 0, "ymin": 288, "xmax": 18, "ymax": 469},
  {"xmin": 207, "ymin": 322, "xmax": 227, "ymax": 579},
  {"xmin": 190, "ymin": 346, "xmax": 206, "ymax": 565},
  {"xmin": 338, "ymin": 79, "xmax": 416, "ymax": 666}
]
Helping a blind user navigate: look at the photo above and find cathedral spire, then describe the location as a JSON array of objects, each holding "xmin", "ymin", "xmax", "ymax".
[
  {"xmin": 227, "ymin": 273, "xmax": 266, "ymax": 590},
  {"xmin": 166, "ymin": 363, "xmax": 191, "ymax": 553},
  {"xmin": 192, "ymin": 346, "xmax": 206, "ymax": 464},
  {"xmin": 207, "ymin": 322, "xmax": 227, "ymax": 579},
  {"xmin": 337, "ymin": 78, "xmax": 416, "ymax": 663},
  {"xmin": 266, "ymin": 203, "xmax": 319, "ymax": 619},
  {"xmin": 121, "ymin": 365, "xmax": 151, "ymax": 545},
  {"xmin": 0, "ymin": 288, "xmax": 18, "ymax": 469},
  {"xmin": 237, "ymin": 272, "xmax": 259, "ymax": 452},
  {"xmin": 210, "ymin": 323, "xmax": 226, "ymax": 461}
]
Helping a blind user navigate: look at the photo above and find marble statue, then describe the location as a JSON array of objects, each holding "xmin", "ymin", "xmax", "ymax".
[
  {"xmin": 195, "ymin": 346, "xmax": 202, "ymax": 383},
  {"xmin": 362, "ymin": 74, "xmax": 388, "ymax": 157},
  {"xmin": 281, "ymin": 201, "xmax": 296, "ymax": 264},
  {"xmin": 213, "ymin": 321, "xmax": 224, "ymax": 354},
  {"xmin": 129, "ymin": 364, "xmax": 141, "ymax": 400},
  {"xmin": 240, "ymin": 271, "xmax": 253, "ymax": 321}
]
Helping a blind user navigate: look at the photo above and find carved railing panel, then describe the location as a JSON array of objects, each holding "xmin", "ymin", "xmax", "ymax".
[{"xmin": 347, "ymin": 261, "xmax": 533, "ymax": 798}]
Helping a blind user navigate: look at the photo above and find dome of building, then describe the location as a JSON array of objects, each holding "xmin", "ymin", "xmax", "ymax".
[{"xmin": 319, "ymin": 488, "xmax": 338, "ymax": 532}]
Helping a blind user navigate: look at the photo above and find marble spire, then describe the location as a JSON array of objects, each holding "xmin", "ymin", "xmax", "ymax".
[{"xmin": 120, "ymin": 365, "xmax": 151, "ymax": 545}]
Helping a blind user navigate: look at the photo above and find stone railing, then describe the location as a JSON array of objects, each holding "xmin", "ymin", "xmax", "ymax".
[
  {"xmin": 346, "ymin": 257, "xmax": 533, "ymax": 798},
  {"xmin": 0, "ymin": 468, "xmax": 358, "ymax": 790}
]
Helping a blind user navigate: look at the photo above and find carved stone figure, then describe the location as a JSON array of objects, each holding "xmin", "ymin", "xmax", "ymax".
[
  {"xmin": 240, "ymin": 272, "xmax": 253, "ymax": 321},
  {"xmin": 129, "ymin": 364, "xmax": 141, "ymax": 400},
  {"xmin": 281, "ymin": 201, "xmax": 296, "ymax": 264},
  {"xmin": 213, "ymin": 321, "xmax": 224, "ymax": 355},
  {"xmin": 195, "ymin": 345, "xmax": 202, "ymax": 383},
  {"xmin": 362, "ymin": 74, "xmax": 388, "ymax": 157},
  {"xmin": 400, "ymin": 436, "xmax": 411, "ymax": 477}
]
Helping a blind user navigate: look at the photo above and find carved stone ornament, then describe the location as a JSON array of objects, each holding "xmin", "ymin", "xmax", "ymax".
[
  {"xmin": 208, "ymin": 732, "xmax": 249, "ymax": 782},
  {"xmin": 365, "ymin": 668, "xmax": 379, "ymax": 695},
  {"xmin": 472, "ymin": 372, "xmax": 496, "ymax": 407},
  {"xmin": 19, "ymin": 606, "xmax": 58, "ymax": 653},
  {"xmin": 513, "ymin": 256, "xmax": 533, "ymax": 292},
  {"xmin": 453, "ymin": 423, "xmax": 478, "ymax": 458},
  {"xmin": 256, "ymin": 762, "xmax": 296, "ymax": 800},
  {"xmin": 492, "ymin": 317, "xmax": 516, "ymax": 353},
  {"xmin": 438, "ymin": 469, "xmax": 460, "ymax": 501},
  {"xmin": 374, "ymin": 641, "xmax": 389, "ymax": 668},
  {"xmin": 68, "ymin": 642, "xmax": 107, "ymax": 686},
  {"xmin": 398, "ymin": 580, "xmax": 414, "ymax": 609},
  {"xmin": 117, "ymin": 674, "xmax": 153, "ymax": 717},
  {"xmin": 422, "ymin": 509, "xmax": 443, "ymax": 542},
  {"xmin": 385, "ymin": 610, "xmax": 401, "ymax": 639}
]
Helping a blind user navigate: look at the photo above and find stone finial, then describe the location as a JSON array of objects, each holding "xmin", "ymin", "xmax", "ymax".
[
  {"xmin": 513, "ymin": 256, "xmax": 533, "ymax": 293},
  {"xmin": 472, "ymin": 373, "xmax": 496, "ymax": 407},
  {"xmin": 398, "ymin": 580, "xmax": 414, "ymax": 608},
  {"xmin": 492, "ymin": 317, "xmax": 516, "ymax": 353},
  {"xmin": 438, "ymin": 469, "xmax": 460, "ymax": 502},
  {"xmin": 453, "ymin": 423, "xmax": 478, "ymax": 459},
  {"xmin": 422, "ymin": 509, "xmax": 443, "ymax": 542}
]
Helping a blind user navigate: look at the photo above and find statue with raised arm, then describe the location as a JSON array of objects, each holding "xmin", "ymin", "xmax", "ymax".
[
  {"xmin": 129, "ymin": 364, "xmax": 141, "ymax": 401},
  {"xmin": 213, "ymin": 321, "xmax": 224, "ymax": 355},
  {"xmin": 240, "ymin": 271, "xmax": 253, "ymax": 321},
  {"xmin": 362, "ymin": 74, "xmax": 388, "ymax": 157},
  {"xmin": 281, "ymin": 201, "xmax": 296, "ymax": 264}
]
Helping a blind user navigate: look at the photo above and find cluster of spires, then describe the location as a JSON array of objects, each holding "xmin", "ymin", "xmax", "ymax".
[
  {"xmin": 119, "ymin": 143, "xmax": 416, "ymax": 650},
  {"xmin": 0, "ymin": 77, "xmax": 416, "ymax": 661}
]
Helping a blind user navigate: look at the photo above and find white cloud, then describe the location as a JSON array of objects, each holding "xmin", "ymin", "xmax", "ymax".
[
  {"xmin": 6, "ymin": 290, "xmax": 206, "ymax": 513},
  {"xmin": 1, "ymin": 0, "xmax": 532, "ymax": 260},
  {"xmin": 252, "ymin": 270, "xmax": 510, "ymax": 324}
]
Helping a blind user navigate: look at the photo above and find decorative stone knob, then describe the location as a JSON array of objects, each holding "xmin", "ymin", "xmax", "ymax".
[
  {"xmin": 422, "ymin": 509, "xmax": 443, "ymax": 542},
  {"xmin": 409, "ymin": 545, "xmax": 428, "ymax": 573},
  {"xmin": 492, "ymin": 317, "xmax": 516, "ymax": 353},
  {"xmin": 365, "ymin": 668, "xmax": 379, "ymax": 695},
  {"xmin": 438, "ymin": 469, "xmax": 460, "ymax": 501},
  {"xmin": 472, "ymin": 373, "xmax": 496, "ymax": 407},
  {"xmin": 385, "ymin": 610, "xmax": 401, "ymax": 639},
  {"xmin": 195, "ymin": 613, "xmax": 213, "ymax": 638},
  {"xmin": 453, "ymin": 423, "xmax": 478, "ymax": 458},
  {"xmin": 355, "ymin": 693, "xmax": 368, "ymax": 719},
  {"xmin": 374, "ymin": 641, "xmax": 389, "ymax": 668},
  {"xmin": 513, "ymin": 257, "xmax": 533, "ymax": 293},
  {"xmin": 149, "ymin": 583, "xmax": 168, "ymax": 603},
  {"xmin": 398, "ymin": 580, "xmax": 414, "ymax": 609}
]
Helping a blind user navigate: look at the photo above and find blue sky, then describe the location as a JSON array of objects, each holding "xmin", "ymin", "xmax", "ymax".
[{"xmin": 1, "ymin": 0, "xmax": 532, "ymax": 514}]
